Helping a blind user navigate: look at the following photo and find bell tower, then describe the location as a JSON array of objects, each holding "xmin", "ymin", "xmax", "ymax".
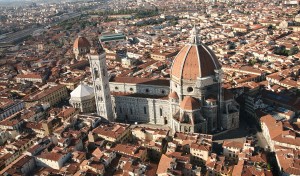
[{"xmin": 88, "ymin": 43, "xmax": 114, "ymax": 122}]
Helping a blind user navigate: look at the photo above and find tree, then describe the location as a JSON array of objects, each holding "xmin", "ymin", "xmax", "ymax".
[
  {"xmin": 288, "ymin": 46, "xmax": 299, "ymax": 56},
  {"xmin": 249, "ymin": 59, "xmax": 257, "ymax": 66},
  {"xmin": 273, "ymin": 45, "xmax": 288, "ymax": 56},
  {"xmin": 228, "ymin": 42, "xmax": 236, "ymax": 50}
]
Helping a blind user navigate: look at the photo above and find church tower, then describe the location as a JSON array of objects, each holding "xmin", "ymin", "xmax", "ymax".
[{"xmin": 88, "ymin": 43, "xmax": 114, "ymax": 122}]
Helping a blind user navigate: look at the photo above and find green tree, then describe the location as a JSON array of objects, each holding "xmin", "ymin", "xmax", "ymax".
[
  {"xmin": 274, "ymin": 45, "xmax": 288, "ymax": 56},
  {"xmin": 228, "ymin": 42, "xmax": 236, "ymax": 50},
  {"xmin": 249, "ymin": 59, "xmax": 257, "ymax": 66},
  {"xmin": 288, "ymin": 46, "xmax": 299, "ymax": 56}
]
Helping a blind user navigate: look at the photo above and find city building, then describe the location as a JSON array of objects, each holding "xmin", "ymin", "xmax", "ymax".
[
  {"xmin": 35, "ymin": 152, "xmax": 71, "ymax": 170},
  {"xmin": 69, "ymin": 83, "xmax": 96, "ymax": 113},
  {"xmin": 0, "ymin": 100, "xmax": 24, "ymax": 121},
  {"xmin": 89, "ymin": 26, "xmax": 240, "ymax": 134},
  {"xmin": 23, "ymin": 84, "xmax": 68, "ymax": 108}
]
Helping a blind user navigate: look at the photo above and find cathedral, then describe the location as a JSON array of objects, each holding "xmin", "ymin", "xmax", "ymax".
[{"xmin": 70, "ymin": 27, "xmax": 240, "ymax": 134}]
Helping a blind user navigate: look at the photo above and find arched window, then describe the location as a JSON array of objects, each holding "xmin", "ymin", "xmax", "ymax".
[
  {"xmin": 160, "ymin": 108, "xmax": 163, "ymax": 116},
  {"xmin": 144, "ymin": 107, "xmax": 147, "ymax": 114},
  {"xmin": 98, "ymin": 97, "xmax": 103, "ymax": 102},
  {"xmin": 94, "ymin": 68, "xmax": 99, "ymax": 79},
  {"xmin": 97, "ymin": 86, "xmax": 101, "ymax": 91}
]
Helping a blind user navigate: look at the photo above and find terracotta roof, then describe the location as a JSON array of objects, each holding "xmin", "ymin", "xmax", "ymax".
[
  {"xmin": 276, "ymin": 148, "xmax": 300, "ymax": 175},
  {"xmin": 92, "ymin": 123, "xmax": 129, "ymax": 139},
  {"xmin": 171, "ymin": 44, "xmax": 221, "ymax": 80},
  {"xmin": 168, "ymin": 91, "xmax": 179, "ymax": 99},
  {"xmin": 16, "ymin": 73, "xmax": 43, "ymax": 79},
  {"xmin": 73, "ymin": 36, "xmax": 91, "ymax": 49},
  {"xmin": 23, "ymin": 84, "xmax": 66, "ymax": 102},
  {"xmin": 57, "ymin": 107, "xmax": 77, "ymax": 118},
  {"xmin": 222, "ymin": 140, "xmax": 244, "ymax": 149},
  {"xmin": 191, "ymin": 143, "xmax": 211, "ymax": 151},
  {"xmin": 37, "ymin": 152, "xmax": 64, "ymax": 161},
  {"xmin": 156, "ymin": 154, "xmax": 174, "ymax": 175},
  {"xmin": 180, "ymin": 96, "xmax": 201, "ymax": 110},
  {"xmin": 92, "ymin": 148, "xmax": 103, "ymax": 159},
  {"xmin": 110, "ymin": 77, "xmax": 169, "ymax": 86},
  {"xmin": 232, "ymin": 160, "xmax": 244, "ymax": 176},
  {"xmin": 111, "ymin": 144, "xmax": 146, "ymax": 159}
]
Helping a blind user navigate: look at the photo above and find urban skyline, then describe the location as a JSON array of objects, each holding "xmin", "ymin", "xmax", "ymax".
[{"xmin": 0, "ymin": 0, "xmax": 299, "ymax": 175}]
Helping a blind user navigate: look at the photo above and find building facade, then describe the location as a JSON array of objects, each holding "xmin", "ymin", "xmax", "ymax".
[
  {"xmin": 88, "ymin": 45, "xmax": 114, "ymax": 122},
  {"xmin": 87, "ymin": 26, "xmax": 240, "ymax": 134},
  {"xmin": 69, "ymin": 83, "xmax": 96, "ymax": 113},
  {"xmin": 0, "ymin": 100, "xmax": 24, "ymax": 121}
]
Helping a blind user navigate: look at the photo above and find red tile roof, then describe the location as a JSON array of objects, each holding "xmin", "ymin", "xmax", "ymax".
[
  {"xmin": 180, "ymin": 96, "xmax": 201, "ymax": 110},
  {"xmin": 171, "ymin": 44, "xmax": 221, "ymax": 80},
  {"xmin": 73, "ymin": 36, "xmax": 91, "ymax": 49}
]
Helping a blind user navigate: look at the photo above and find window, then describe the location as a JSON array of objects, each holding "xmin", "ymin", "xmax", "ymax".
[
  {"xmin": 160, "ymin": 108, "xmax": 163, "ymax": 116},
  {"xmin": 161, "ymin": 90, "xmax": 165, "ymax": 94},
  {"xmin": 129, "ymin": 88, "xmax": 133, "ymax": 91},
  {"xmin": 130, "ymin": 108, "xmax": 133, "ymax": 114},
  {"xmin": 115, "ymin": 87, "xmax": 118, "ymax": 90},
  {"xmin": 145, "ymin": 89, "xmax": 149, "ymax": 93},
  {"xmin": 144, "ymin": 107, "xmax": 147, "ymax": 114},
  {"xmin": 97, "ymin": 86, "xmax": 101, "ymax": 91},
  {"xmin": 94, "ymin": 68, "xmax": 99, "ymax": 78},
  {"xmin": 184, "ymin": 115, "xmax": 190, "ymax": 123},
  {"xmin": 164, "ymin": 117, "xmax": 168, "ymax": 125},
  {"xmin": 187, "ymin": 87, "xmax": 193, "ymax": 92}
]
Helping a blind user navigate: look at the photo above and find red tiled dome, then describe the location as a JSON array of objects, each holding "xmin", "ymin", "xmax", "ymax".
[
  {"xmin": 169, "ymin": 91, "xmax": 179, "ymax": 99},
  {"xmin": 73, "ymin": 36, "xmax": 91, "ymax": 49},
  {"xmin": 171, "ymin": 27, "xmax": 221, "ymax": 80},
  {"xmin": 180, "ymin": 96, "xmax": 201, "ymax": 110}
]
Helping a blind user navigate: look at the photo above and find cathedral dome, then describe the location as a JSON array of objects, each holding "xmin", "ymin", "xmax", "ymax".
[
  {"xmin": 169, "ymin": 91, "xmax": 179, "ymax": 99},
  {"xmin": 180, "ymin": 96, "xmax": 201, "ymax": 110},
  {"xmin": 73, "ymin": 36, "xmax": 91, "ymax": 49},
  {"xmin": 171, "ymin": 27, "xmax": 221, "ymax": 80}
]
